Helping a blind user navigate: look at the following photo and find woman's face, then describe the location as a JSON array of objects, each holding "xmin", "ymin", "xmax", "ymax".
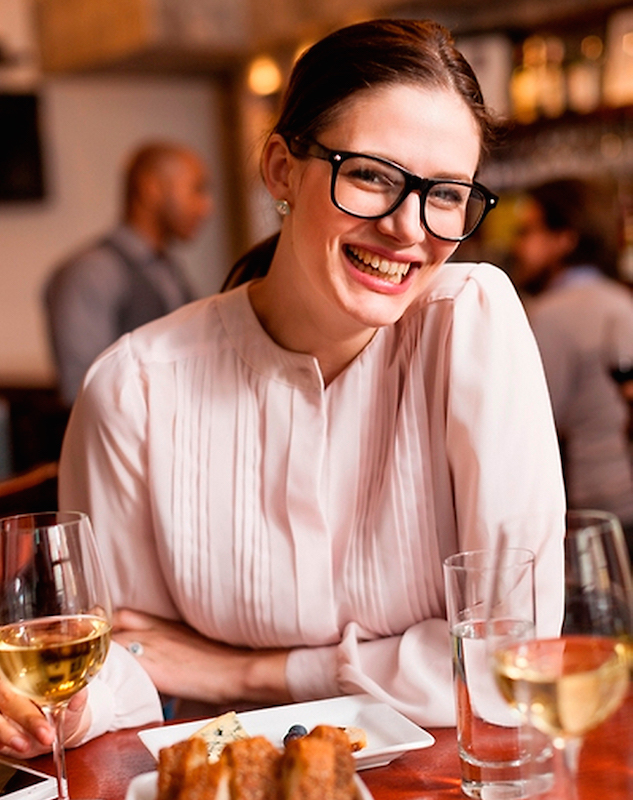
[{"xmin": 278, "ymin": 83, "xmax": 482, "ymax": 332}]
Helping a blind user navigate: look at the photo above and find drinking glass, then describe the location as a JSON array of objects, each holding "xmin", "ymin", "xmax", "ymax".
[
  {"xmin": 490, "ymin": 510, "xmax": 631, "ymax": 799},
  {"xmin": 0, "ymin": 512, "xmax": 112, "ymax": 800},
  {"xmin": 563, "ymin": 509, "xmax": 633, "ymax": 652},
  {"xmin": 444, "ymin": 548, "xmax": 553, "ymax": 799}
]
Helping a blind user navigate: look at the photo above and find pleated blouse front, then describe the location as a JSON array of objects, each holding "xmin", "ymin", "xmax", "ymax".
[{"xmin": 60, "ymin": 261, "xmax": 565, "ymax": 730}]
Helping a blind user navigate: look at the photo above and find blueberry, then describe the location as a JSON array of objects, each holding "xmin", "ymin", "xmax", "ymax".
[{"xmin": 283, "ymin": 724, "xmax": 308, "ymax": 746}]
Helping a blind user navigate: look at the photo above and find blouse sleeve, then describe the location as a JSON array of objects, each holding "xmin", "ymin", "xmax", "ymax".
[
  {"xmin": 58, "ymin": 336, "xmax": 172, "ymax": 738},
  {"xmin": 59, "ymin": 336, "xmax": 179, "ymax": 619},
  {"xmin": 286, "ymin": 263, "xmax": 566, "ymax": 727},
  {"xmin": 76, "ymin": 642, "xmax": 163, "ymax": 743}
]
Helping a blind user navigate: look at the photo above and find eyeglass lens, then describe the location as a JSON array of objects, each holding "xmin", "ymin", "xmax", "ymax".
[{"xmin": 334, "ymin": 155, "xmax": 486, "ymax": 240}]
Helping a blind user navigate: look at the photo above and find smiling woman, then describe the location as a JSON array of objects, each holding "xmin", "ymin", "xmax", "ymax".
[
  {"xmin": 251, "ymin": 80, "xmax": 490, "ymax": 366},
  {"xmin": 0, "ymin": 18, "xmax": 566, "ymax": 759}
]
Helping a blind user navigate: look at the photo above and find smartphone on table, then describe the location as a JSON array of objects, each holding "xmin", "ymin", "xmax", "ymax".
[{"xmin": 0, "ymin": 759, "xmax": 56, "ymax": 800}]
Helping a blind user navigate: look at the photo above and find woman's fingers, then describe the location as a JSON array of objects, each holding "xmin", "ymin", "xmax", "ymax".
[
  {"xmin": 0, "ymin": 713, "xmax": 33, "ymax": 755},
  {"xmin": 0, "ymin": 683, "xmax": 89, "ymax": 758},
  {"xmin": 0, "ymin": 682, "xmax": 53, "ymax": 747},
  {"xmin": 63, "ymin": 691, "xmax": 90, "ymax": 748},
  {"xmin": 112, "ymin": 610, "xmax": 182, "ymax": 656},
  {"xmin": 0, "ymin": 683, "xmax": 54, "ymax": 757},
  {"xmin": 112, "ymin": 608, "xmax": 156, "ymax": 632}
]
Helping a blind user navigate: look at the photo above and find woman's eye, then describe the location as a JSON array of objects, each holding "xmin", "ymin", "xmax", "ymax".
[
  {"xmin": 348, "ymin": 167, "xmax": 394, "ymax": 188},
  {"xmin": 340, "ymin": 158, "xmax": 402, "ymax": 192},
  {"xmin": 428, "ymin": 184, "xmax": 468, "ymax": 207}
]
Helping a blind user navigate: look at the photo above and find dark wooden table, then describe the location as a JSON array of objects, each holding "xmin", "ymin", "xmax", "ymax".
[{"xmin": 29, "ymin": 688, "xmax": 633, "ymax": 800}]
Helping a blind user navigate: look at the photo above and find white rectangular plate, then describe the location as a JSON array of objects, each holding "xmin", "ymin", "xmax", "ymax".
[
  {"xmin": 125, "ymin": 770, "xmax": 373, "ymax": 800},
  {"xmin": 138, "ymin": 694, "xmax": 435, "ymax": 770}
]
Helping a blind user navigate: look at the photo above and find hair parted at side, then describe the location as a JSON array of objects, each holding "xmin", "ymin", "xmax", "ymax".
[{"xmin": 272, "ymin": 18, "xmax": 496, "ymax": 155}]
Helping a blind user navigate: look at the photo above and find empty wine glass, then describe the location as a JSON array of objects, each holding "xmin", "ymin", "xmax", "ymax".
[
  {"xmin": 489, "ymin": 510, "xmax": 631, "ymax": 799},
  {"xmin": 563, "ymin": 509, "xmax": 633, "ymax": 652},
  {"xmin": 0, "ymin": 512, "xmax": 112, "ymax": 800}
]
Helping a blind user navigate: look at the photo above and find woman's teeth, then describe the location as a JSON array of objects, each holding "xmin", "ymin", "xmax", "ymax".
[{"xmin": 346, "ymin": 245, "xmax": 412, "ymax": 284}]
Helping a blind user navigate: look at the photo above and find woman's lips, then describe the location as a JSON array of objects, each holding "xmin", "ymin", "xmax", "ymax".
[{"xmin": 345, "ymin": 244, "xmax": 417, "ymax": 285}]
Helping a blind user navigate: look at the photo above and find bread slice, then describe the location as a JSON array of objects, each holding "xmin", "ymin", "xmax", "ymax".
[
  {"xmin": 279, "ymin": 736, "xmax": 336, "ymax": 800},
  {"xmin": 306, "ymin": 726, "xmax": 356, "ymax": 800},
  {"xmin": 177, "ymin": 761, "xmax": 228, "ymax": 800},
  {"xmin": 220, "ymin": 736, "xmax": 281, "ymax": 800},
  {"xmin": 190, "ymin": 711, "xmax": 250, "ymax": 763},
  {"xmin": 158, "ymin": 737, "xmax": 229, "ymax": 800},
  {"xmin": 157, "ymin": 720, "xmax": 359, "ymax": 800}
]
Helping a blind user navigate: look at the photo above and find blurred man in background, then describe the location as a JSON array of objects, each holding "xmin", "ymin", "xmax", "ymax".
[
  {"xmin": 44, "ymin": 140, "xmax": 213, "ymax": 406},
  {"xmin": 513, "ymin": 177, "xmax": 633, "ymax": 558}
]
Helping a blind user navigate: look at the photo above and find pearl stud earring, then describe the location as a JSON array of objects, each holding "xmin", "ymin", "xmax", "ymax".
[{"xmin": 275, "ymin": 199, "xmax": 290, "ymax": 216}]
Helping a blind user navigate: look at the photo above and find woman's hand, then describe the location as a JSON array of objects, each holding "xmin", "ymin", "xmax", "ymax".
[
  {"xmin": 0, "ymin": 683, "xmax": 88, "ymax": 758},
  {"xmin": 112, "ymin": 609, "xmax": 292, "ymax": 706}
]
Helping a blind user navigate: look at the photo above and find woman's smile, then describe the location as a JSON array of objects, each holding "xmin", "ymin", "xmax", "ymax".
[{"xmin": 344, "ymin": 244, "xmax": 419, "ymax": 285}]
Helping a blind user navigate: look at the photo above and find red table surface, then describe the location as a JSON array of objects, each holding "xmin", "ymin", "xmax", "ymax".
[{"xmin": 27, "ymin": 687, "xmax": 633, "ymax": 800}]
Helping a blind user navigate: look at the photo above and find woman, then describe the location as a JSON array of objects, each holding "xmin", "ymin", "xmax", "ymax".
[
  {"xmin": 513, "ymin": 177, "xmax": 633, "ymax": 556},
  {"xmin": 0, "ymin": 18, "xmax": 564, "ymax": 756}
]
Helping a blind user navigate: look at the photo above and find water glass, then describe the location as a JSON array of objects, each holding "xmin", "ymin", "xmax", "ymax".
[{"xmin": 444, "ymin": 548, "xmax": 553, "ymax": 799}]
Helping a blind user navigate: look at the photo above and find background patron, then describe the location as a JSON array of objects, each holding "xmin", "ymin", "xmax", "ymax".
[{"xmin": 43, "ymin": 141, "xmax": 213, "ymax": 406}]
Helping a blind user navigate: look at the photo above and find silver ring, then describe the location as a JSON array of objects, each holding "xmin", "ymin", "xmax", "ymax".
[{"xmin": 128, "ymin": 641, "xmax": 144, "ymax": 657}]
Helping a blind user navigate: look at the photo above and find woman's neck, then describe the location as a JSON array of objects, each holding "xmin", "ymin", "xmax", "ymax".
[{"xmin": 247, "ymin": 268, "xmax": 376, "ymax": 387}]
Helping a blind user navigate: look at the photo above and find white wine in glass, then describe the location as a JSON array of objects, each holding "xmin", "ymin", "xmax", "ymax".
[
  {"xmin": 0, "ymin": 512, "xmax": 112, "ymax": 800},
  {"xmin": 490, "ymin": 510, "xmax": 632, "ymax": 799},
  {"xmin": 493, "ymin": 635, "xmax": 628, "ymax": 748}
]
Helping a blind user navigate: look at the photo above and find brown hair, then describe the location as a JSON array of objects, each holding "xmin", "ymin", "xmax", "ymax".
[
  {"xmin": 273, "ymin": 18, "xmax": 495, "ymax": 156},
  {"xmin": 222, "ymin": 18, "xmax": 495, "ymax": 290}
]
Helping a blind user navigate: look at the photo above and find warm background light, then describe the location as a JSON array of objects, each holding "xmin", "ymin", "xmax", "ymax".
[
  {"xmin": 581, "ymin": 34, "xmax": 603, "ymax": 60},
  {"xmin": 247, "ymin": 55, "xmax": 282, "ymax": 96}
]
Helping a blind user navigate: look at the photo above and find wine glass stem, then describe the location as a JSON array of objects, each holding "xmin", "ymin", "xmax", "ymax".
[
  {"xmin": 43, "ymin": 703, "xmax": 70, "ymax": 800},
  {"xmin": 555, "ymin": 736, "xmax": 583, "ymax": 800}
]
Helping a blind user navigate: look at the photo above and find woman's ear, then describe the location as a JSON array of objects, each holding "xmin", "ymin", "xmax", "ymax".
[{"xmin": 261, "ymin": 134, "xmax": 294, "ymax": 202}]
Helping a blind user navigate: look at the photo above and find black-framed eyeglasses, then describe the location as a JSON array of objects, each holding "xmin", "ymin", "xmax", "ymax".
[{"xmin": 288, "ymin": 138, "xmax": 498, "ymax": 242}]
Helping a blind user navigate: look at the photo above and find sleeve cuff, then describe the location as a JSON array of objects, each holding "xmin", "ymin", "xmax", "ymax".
[
  {"xmin": 286, "ymin": 645, "xmax": 341, "ymax": 702},
  {"xmin": 80, "ymin": 641, "xmax": 163, "ymax": 743}
]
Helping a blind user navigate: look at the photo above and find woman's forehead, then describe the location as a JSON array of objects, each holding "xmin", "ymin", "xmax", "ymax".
[
  {"xmin": 320, "ymin": 83, "xmax": 482, "ymax": 174},
  {"xmin": 327, "ymin": 82, "xmax": 478, "ymax": 132}
]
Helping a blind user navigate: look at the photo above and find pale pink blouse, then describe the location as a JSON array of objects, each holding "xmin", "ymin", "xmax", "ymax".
[{"xmin": 59, "ymin": 262, "xmax": 565, "ymax": 736}]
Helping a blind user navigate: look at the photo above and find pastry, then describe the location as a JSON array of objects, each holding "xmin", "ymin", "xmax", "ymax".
[
  {"xmin": 279, "ymin": 736, "xmax": 335, "ymax": 800},
  {"xmin": 221, "ymin": 736, "xmax": 281, "ymax": 800},
  {"xmin": 157, "ymin": 721, "xmax": 358, "ymax": 800}
]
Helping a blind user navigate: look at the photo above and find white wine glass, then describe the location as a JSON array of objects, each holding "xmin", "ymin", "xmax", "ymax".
[
  {"xmin": 0, "ymin": 511, "xmax": 112, "ymax": 800},
  {"xmin": 489, "ymin": 510, "xmax": 631, "ymax": 799}
]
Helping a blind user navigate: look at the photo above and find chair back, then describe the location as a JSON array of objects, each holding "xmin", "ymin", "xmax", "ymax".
[{"xmin": 0, "ymin": 461, "xmax": 59, "ymax": 517}]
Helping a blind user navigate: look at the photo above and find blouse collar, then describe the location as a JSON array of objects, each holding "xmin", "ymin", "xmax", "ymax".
[{"xmin": 216, "ymin": 282, "xmax": 386, "ymax": 394}]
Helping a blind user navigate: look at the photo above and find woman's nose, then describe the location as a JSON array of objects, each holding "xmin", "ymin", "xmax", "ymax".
[{"xmin": 375, "ymin": 192, "xmax": 424, "ymax": 244}]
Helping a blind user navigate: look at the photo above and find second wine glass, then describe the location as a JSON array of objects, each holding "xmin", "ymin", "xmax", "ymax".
[
  {"xmin": 0, "ymin": 511, "xmax": 112, "ymax": 800},
  {"xmin": 490, "ymin": 510, "xmax": 631, "ymax": 799},
  {"xmin": 563, "ymin": 509, "xmax": 633, "ymax": 651}
]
